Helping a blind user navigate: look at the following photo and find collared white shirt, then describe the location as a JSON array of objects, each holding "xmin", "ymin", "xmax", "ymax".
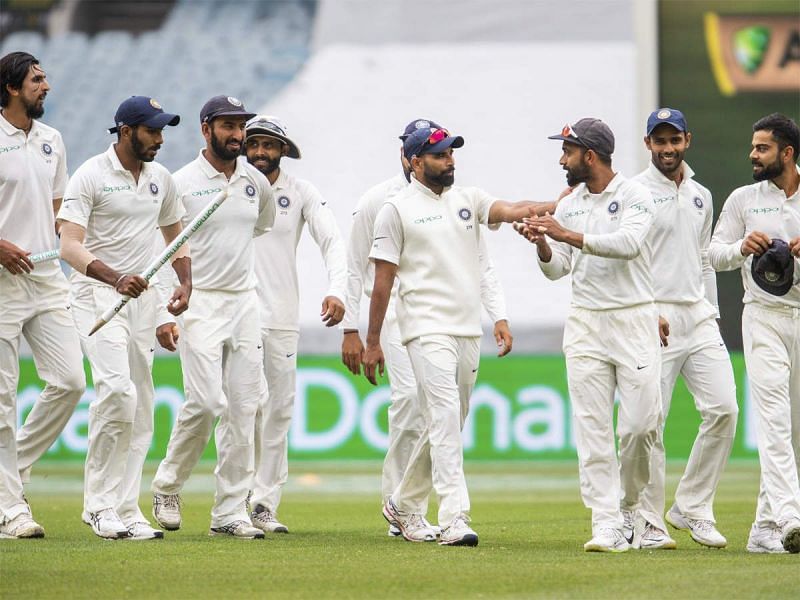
[
  {"xmin": 173, "ymin": 151, "xmax": 275, "ymax": 292},
  {"xmin": 253, "ymin": 168, "xmax": 346, "ymax": 331},
  {"xmin": 343, "ymin": 173, "xmax": 507, "ymax": 332},
  {"xmin": 58, "ymin": 143, "xmax": 184, "ymax": 286},
  {"xmin": 0, "ymin": 112, "xmax": 67, "ymax": 279},
  {"xmin": 634, "ymin": 161, "xmax": 718, "ymax": 314},
  {"xmin": 538, "ymin": 173, "xmax": 655, "ymax": 310},
  {"xmin": 709, "ymin": 166, "xmax": 800, "ymax": 309},
  {"xmin": 369, "ymin": 177, "xmax": 497, "ymax": 344}
]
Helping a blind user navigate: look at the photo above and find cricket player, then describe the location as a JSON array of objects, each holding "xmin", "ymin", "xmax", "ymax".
[
  {"xmin": 0, "ymin": 52, "xmax": 85, "ymax": 539},
  {"xmin": 151, "ymin": 96, "xmax": 275, "ymax": 539},
  {"xmin": 632, "ymin": 108, "xmax": 738, "ymax": 550},
  {"xmin": 518, "ymin": 118, "xmax": 660, "ymax": 553},
  {"xmin": 341, "ymin": 118, "xmax": 513, "ymax": 539},
  {"xmin": 709, "ymin": 113, "xmax": 800, "ymax": 554},
  {"xmin": 364, "ymin": 126, "xmax": 548, "ymax": 547},
  {"xmin": 217, "ymin": 115, "xmax": 346, "ymax": 534},
  {"xmin": 58, "ymin": 95, "xmax": 190, "ymax": 540}
]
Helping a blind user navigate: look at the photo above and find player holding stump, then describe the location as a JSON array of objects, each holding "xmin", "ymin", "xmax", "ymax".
[
  {"xmin": 58, "ymin": 95, "xmax": 190, "ymax": 540},
  {"xmin": 633, "ymin": 108, "xmax": 737, "ymax": 550},
  {"xmin": 709, "ymin": 113, "xmax": 800, "ymax": 554},
  {"xmin": 0, "ymin": 51, "xmax": 85, "ymax": 539}
]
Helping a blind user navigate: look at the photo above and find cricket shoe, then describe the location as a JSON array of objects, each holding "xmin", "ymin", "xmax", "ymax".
[
  {"xmin": 425, "ymin": 519, "xmax": 442, "ymax": 538},
  {"xmin": 0, "ymin": 512, "xmax": 45, "ymax": 539},
  {"xmin": 780, "ymin": 519, "xmax": 800, "ymax": 553},
  {"xmin": 152, "ymin": 493, "xmax": 182, "ymax": 531},
  {"xmin": 387, "ymin": 524, "xmax": 402, "ymax": 537},
  {"xmin": 746, "ymin": 523, "xmax": 787, "ymax": 554},
  {"xmin": 209, "ymin": 520, "xmax": 265, "ymax": 539},
  {"xmin": 124, "ymin": 521, "xmax": 164, "ymax": 540},
  {"xmin": 583, "ymin": 528, "xmax": 630, "ymax": 553},
  {"xmin": 637, "ymin": 522, "xmax": 676, "ymax": 550},
  {"xmin": 439, "ymin": 514, "xmax": 479, "ymax": 547},
  {"xmin": 382, "ymin": 498, "xmax": 436, "ymax": 542},
  {"xmin": 250, "ymin": 504, "xmax": 289, "ymax": 533},
  {"xmin": 621, "ymin": 509, "xmax": 635, "ymax": 545},
  {"xmin": 665, "ymin": 504, "xmax": 726, "ymax": 548},
  {"xmin": 87, "ymin": 508, "xmax": 130, "ymax": 539}
]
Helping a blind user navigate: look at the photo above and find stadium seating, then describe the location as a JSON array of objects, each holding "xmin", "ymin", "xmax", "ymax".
[{"xmin": 0, "ymin": 0, "xmax": 316, "ymax": 171}]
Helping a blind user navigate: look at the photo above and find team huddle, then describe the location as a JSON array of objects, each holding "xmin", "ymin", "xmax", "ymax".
[{"xmin": 1, "ymin": 51, "xmax": 799, "ymax": 553}]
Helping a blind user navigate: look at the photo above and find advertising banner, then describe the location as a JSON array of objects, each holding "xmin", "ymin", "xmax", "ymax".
[{"xmin": 17, "ymin": 354, "xmax": 758, "ymax": 462}]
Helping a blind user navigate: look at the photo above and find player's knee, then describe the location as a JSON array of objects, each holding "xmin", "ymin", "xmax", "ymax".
[
  {"xmin": 54, "ymin": 369, "xmax": 86, "ymax": 403},
  {"xmin": 704, "ymin": 402, "xmax": 739, "ymax": 434}
]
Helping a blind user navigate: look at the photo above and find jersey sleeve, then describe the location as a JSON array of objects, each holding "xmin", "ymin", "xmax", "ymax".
[
  {"xmin": 699, "ymin": 185, "xmax": 719, "ymax": 314},
  {"xmin": 254, "ymin": 177, "xmax": 276, "ymax": 237},
  {"xmin": 301, "ymin": 182, "xmax": 347, "ymax": 300},
  {"xmin": 709, "ymin": 189, "xmax": 747, "ymax": 272},
  {"xmin": 157, "ymin": 172, "xmax": 185, "ymax": 227},
  {"xmin": 537, "ymin": 199, "xmax": 574, "ymax": 279},
  {"xmin": 582, "ymin": 182, "xmax": 654, "ymax": 259},
  {"xmin": 369, "ymin": 203, "xmax": 403, "ymax": 266},
  {"xmin": 57, "ymin": 167, "xmax": 95, "ymax": 228},
  {"xmin": 478, "ymin": 232, "xmax": 508, "ymax": 323},
  {"xmin": 52, "ymin": 131, "xmax": 68, "ymax": 199}
]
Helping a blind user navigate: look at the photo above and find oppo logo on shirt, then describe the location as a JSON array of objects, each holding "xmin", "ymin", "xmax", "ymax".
[
  {"xmin": 748, "ymin": 207, "xmax": 779, "ymax": 214},
  {"xmin": 413, "ymin": 214, "xmax": 443, "ymax": 225},
  {"xmin": 103, "ymin": 185, "xmax": 132, "ymax": 193},
  {"xmin": 192, "ymin": 187, "xmax": 223, "ymax": 197},
  {"xmin": 0, "ymin": 144, "xmax": 21, "ymax": 154},
  {"xmin": 653, "ymin": 195, "xmax": 674, "ymax": 205},
  {"xmin": 564, "ymin": 209, "xmax": 588, "ymax": 219}
]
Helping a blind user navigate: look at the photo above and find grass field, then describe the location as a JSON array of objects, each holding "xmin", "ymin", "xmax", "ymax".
[{"xmin": 1, "ymin": 461, "xmax": 798, "ymax": 599}]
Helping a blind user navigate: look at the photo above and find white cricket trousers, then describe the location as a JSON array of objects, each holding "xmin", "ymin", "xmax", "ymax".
[
  {"xmin": 0, "ymin": 271, "xmax": 85, "ymax": 520},
  {"xmin": 152, "ymin": 289, "xmax": 262, "ymax": 527},
  {"xmin": 742, "ymin": 303, "xmax": 800, "ymax": 527},
  {"xmin": 564, "ymin": 303, "xmax": 661, "ymax": 535},
  {"xmin": 392, "ymin": 334, "xmax": 479, "ymax": 529},
  {"xmin": 639, "ymin": 301, "xmax": 738, "ymax": 530},
  {"xmin": 71, "ymin": 283, "xmax": 156, "ymax": 523}
]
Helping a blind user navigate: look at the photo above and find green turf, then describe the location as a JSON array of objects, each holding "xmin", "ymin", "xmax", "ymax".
[{"xmin": 1, "ymin": 462, "xmax": 798, "ymax": 599}]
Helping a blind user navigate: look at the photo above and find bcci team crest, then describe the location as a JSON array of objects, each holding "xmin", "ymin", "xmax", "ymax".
[
  {"xmin": 227, "ymin": 96, "xmax": 243, "ymax": 107},
  {"xmin": 693, "ymin": 196, "xmax": 704, "ymax": 209},
  {"xmin": 149, "ymin": 98, "xmax": 162, "ymax": 109},
  {"xmin": 41, "ymin": 142, "xmax": 52, "ymax": 156},
  {"xmin": 149, "ymin": 182, "xmax": 159, "ymax": 196},
  {"xmin": 458, "ymin": 207, "xmax": 472, "ymax": 221},
  {"xmin": 278, "ymin": 196, "xmax": 291, "ymax": 209},
  {"xmin": 245, "ymin": 184, "xmax": 256, "ymax": 197},
  {"xmin": 607, "ymin": 201, "xmax": 620, "ymax": 214},
  {"xmin": 415, "ymin": 120, "xmax": 430, "ymax": 130},
  {"xmin": 657, "ymin": 109, "xmax": 671, "ymax": 119}
]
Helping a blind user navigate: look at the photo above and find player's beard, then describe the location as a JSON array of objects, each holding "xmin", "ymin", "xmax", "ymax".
[
  {"xmin": 565, "ymin": 161, "xmax": 590, "ymax": 186},
  {"xmin": 752, "ymin": 155, "xmax": 783, "ymax": 181},
  {"xmin": 131, "ymin": 128, "xmax": 159, "ymax": 162},
  {"xmin": 653, "ymin": 149, "xmax": 685, "ymax": 177},
  {"xmin": 22, "ymin": 93, "xmax": 45, "ymax": 119},
  {"xmin": 211, "ymin": 130, "xmax": 241, "ymax": 161},
  {"xmin": 425, "ymin": 165, "xmax": 455, "ymax": 188},
  {"xmin": 249, "ymin": 154, "xmax": 281, "ymax": 177}
]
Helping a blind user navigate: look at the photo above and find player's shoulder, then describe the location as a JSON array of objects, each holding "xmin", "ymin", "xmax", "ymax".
[
  {"xmin": 71, "ymin": 150, "xmax": 108, "ymax": 179},
  {"xmin": 361, "ymin": 174, "xmax": 406, "ymax": 204},
  {"xmin": 619, "ymin": 176, "xmax": 652, "ymax": 201},
  {"xmin": 291, "ymin": 175, "xmax": 324, "ymax": 201},
  {"xmin": 724, "ymin": 181, "xmax": 759, "ymax": 205},
  {"xmin": 32, "ymin": 119, "xmax": 63, "ymax": 142},
  {"xmin": 147, "ymin": 160, "xmax": 175, "ymax": 181},
  {"xmin": 240, "ymin": 159, "xmax": 270, "ymax": 188}
]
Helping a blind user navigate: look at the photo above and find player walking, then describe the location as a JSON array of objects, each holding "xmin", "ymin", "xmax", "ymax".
[
  {"xmin": 58, "ymin": 95, "xmax": 190, "ymax": 540},
  {"xmin": 0, "ymin": 52, "xmax": 85, "ymax": 539},
  {"xmin": 632, "ymin": 108, "xmax": 738, "ymax": 550},
  {"xmin": 709, "ymin": 113, "xmax": 800, "ymax": 554},
  {"xmin": 151, "ymin": 96, "xmax": 275, "ymax": 539},
  {"xmin": 518, "ymin": 118, "xmax": 660, "ymax": 553}
]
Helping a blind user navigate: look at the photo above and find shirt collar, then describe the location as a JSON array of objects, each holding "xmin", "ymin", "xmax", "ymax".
[
  {"xmin": 646, "ymin": 160, "xmax": 695, "ymax": 184},
  {"xmin": 579, "ymin": 172, "xmax": 625, "ymax": 198},
  {"xmin": 409, "ymin": 174, "xmax": 451, "ymax": 199},
  {"xmin": 272, "ymin": 168, "xmax": 289, "ymax": 190},
  {"xmin": 0, "ymin": 111, "xmax": 40, "ymax": 137},
  {"xmin": 105, "ymin": 142, "xmax": 152, "ymax": 177},
  {"xmin": 766, "ymin": 165, "xmax": 800, "ymax": 198},
  {"xmin": 197, "ymin": 149, "xmax": 246, "ymax": 181}
]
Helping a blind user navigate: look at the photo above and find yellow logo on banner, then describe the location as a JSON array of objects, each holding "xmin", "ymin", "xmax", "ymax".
[{"xmin": 704, "ymin": 13, "xmax": 800, "ymax": 96}]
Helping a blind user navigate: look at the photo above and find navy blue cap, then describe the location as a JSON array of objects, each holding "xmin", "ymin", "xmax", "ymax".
[
  {"xmin": 751, "ymin": 239, "xmax": 795, "ymax": 296},
  {"xmin": 646, "ymin": 108, "xmax": 687, "ymax": 136},
  {"xmin": 403, "ymin": 127, "xmax": 464, "ymax": 160},
  {"xmin": 108, "ymin": 96, "xmax": 179, "ymax": 134},
  {"xmin": 200, "ymin": 95, "xmax": 256, "ymax": 124},
  {"xmin": 399, "ymin": 118, "xmax": 443, "ymax": 141}
]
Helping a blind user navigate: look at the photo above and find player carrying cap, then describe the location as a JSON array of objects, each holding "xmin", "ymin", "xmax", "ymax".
[
  {"xmin": 57, "ymin": 95, "xmax": 190, "ymax": 540},
  {"xmin": 632, "ymin": 108, "xmax": 738, "ymax": 550},
  {"xmin": 341, "ymin": 118, "xmax": 515, "ymax": 540},
  {"xmin": 364, "ymin": 126, "xmax": 553, "ymax": 547},
  {"xmin": 709, "ymin": 113, "xmax": 800, "ymax": 554},
  {"xmin": 0, "ymin": 51, "xmax": 85, "ymax": 539},
  {"xmin": 215, "ymin": 115, "xmax": 346, "ymax": 534},
  {"xmin": 517, "ymin": 118, "xmax": 660, "ymax": 553},
  {"xmin": 151, "ymin": 96, "xmax": 275, "ymax": 540}
]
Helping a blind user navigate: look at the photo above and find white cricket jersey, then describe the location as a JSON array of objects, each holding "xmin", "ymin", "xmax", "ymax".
[
  {"xmin": 58, "ymin": 143, "xmax": 184, "ymax": 285},
  {"xmin": 0, "ymin": 113, "xmax": 67, "ymax": 280},
  {"xmin": 634, "ymin": 161, "xmax": 718, "ymax": 314},
  {"xmin": 709, "ymin": 167, "xmax": 800, "ymax": 309},
  {"xmin": 253, "ymin": 169, "xmax": 346, "ymax": 331},
  {"xmin": 369, "ymin": 177, "xmax": 497, "ymax": 344},
  {"xmin": 538, "ymin": 173, "xmax": 656, "ymax": 310},
  {"xmin": 173, "ymin": 151, "xmax": 275, "ymax": 292}
]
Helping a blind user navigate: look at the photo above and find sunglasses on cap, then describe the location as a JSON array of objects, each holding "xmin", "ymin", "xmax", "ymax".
[{"xmin": 425, "ymin": 128, "xmax": 451, "ymax": 146}]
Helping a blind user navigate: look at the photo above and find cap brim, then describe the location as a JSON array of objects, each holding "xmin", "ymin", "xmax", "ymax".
[
  {"xmin": 751, "ymin": 257, "xmax": 794, "ymax": 296},
  {"xmin": 547, "ymin": 134, "xmax": 584, "ymax": 145},
  {"xmin": 206, "ymin": 110, "xmax": 257, "ymax": 123},
  {"xmin": 246, "ymin": 129, "xmax": 302, "ymax": 159},
  {"xmin": 646, "ymin": 120, "xmax": 686, "ymax": 136},
  {"xmin": 108, "ymin": 113, "xmax": 180, "ymax": 134},
  {"xmin": 425, "ymin": 135, "xmax": 464, "ymax": 154}
]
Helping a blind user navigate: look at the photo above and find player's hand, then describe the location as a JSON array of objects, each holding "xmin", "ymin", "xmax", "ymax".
[
  {"xmin": 156, "ymin": 323, "xmax": 180, "ymax": 352},
  {"xmin": 341, "ymin": 331, "xmax": 365, "ymax": 375},
  {"xmin": 321, "ymin": 295, "xmax": 345, "ymax": 327},
  {"xmin": 525, "ymin": 212, "xmax": 569, "ymax": 243},
  {"xmin": 658, "ymin": 315, "xmax": 670, "ymax": 347},
  {"xmin": 167, "ymin": 283, "xmax": 191, "ymax": 316},
  {"xmin": 363, "ymin": 343, "xmax": 385, "ymax": 386},
  {"xmin": 0, "ymin": 239, "xmax": 34, "ymax": 274},
  {"xmin": 789, "ymin": 236, "xmax": 800, "ymax": 258},
  {"xmin": 740, "ymin": 231, "xmax": 771, "ymax": 256},
  {"xmin": 494, "ymin": 319, "xmax": 513, "ymax": 357},
  {"xmin": 115, "ymin": 274, "xmax": 148, "ymax": 297}
]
